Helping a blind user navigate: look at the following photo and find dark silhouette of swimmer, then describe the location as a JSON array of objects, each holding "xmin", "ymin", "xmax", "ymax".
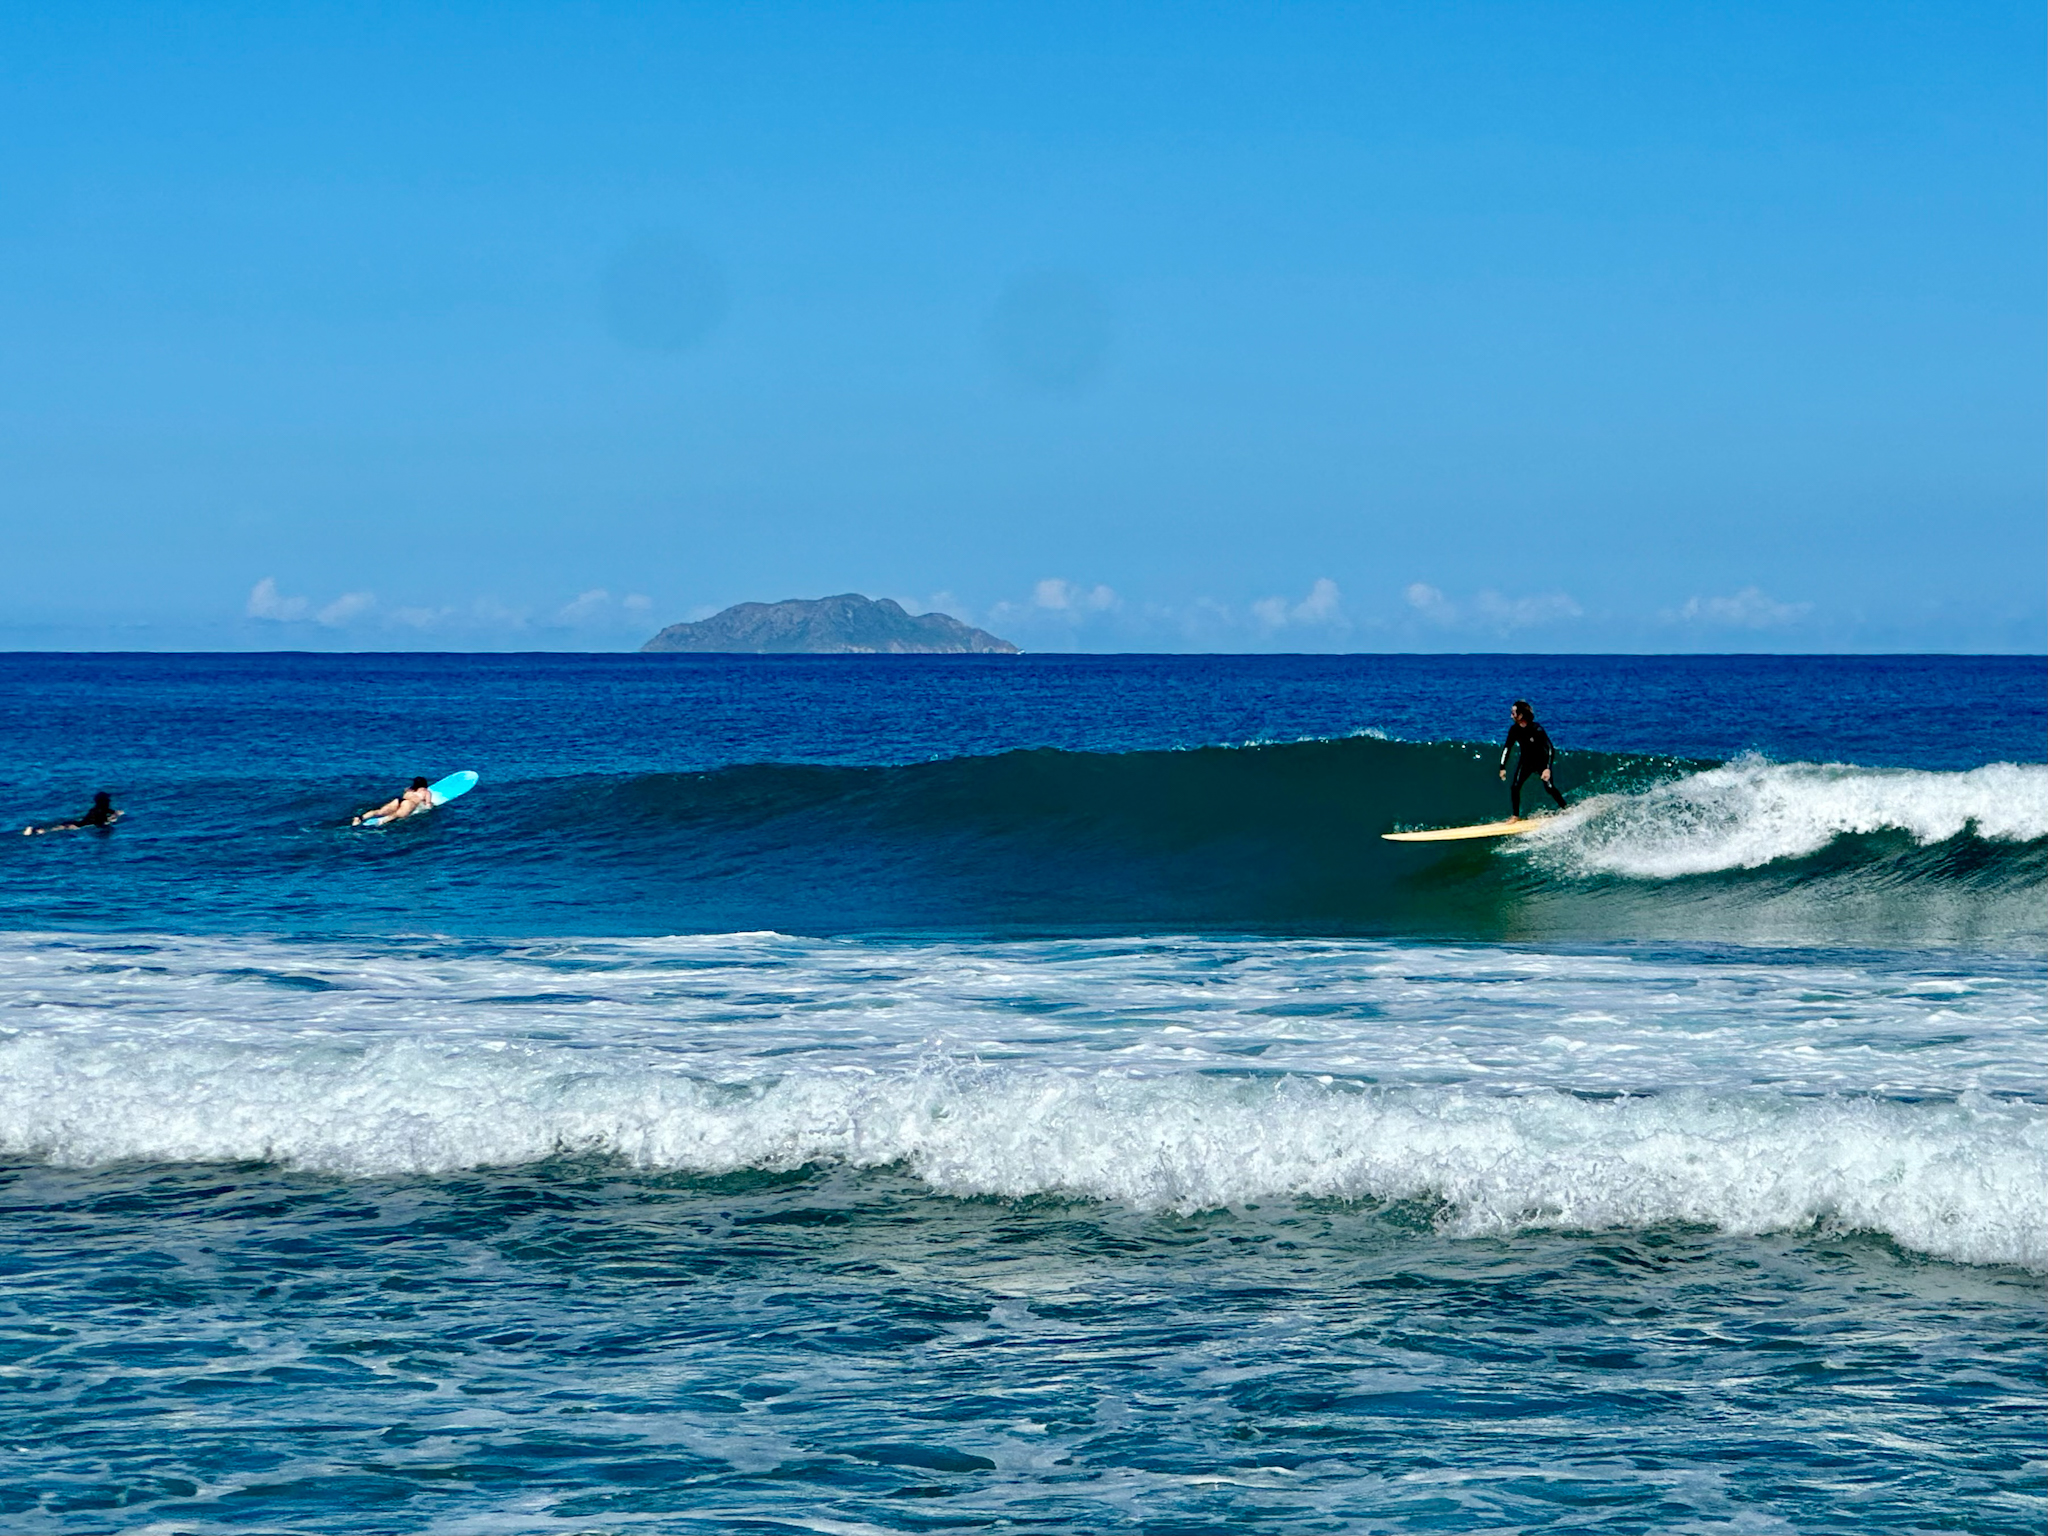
[
  {"xmin": 354, "ymin": 777, "xmax": 433, "ymax": 826},
  {"xmin": 1499, "ymin": 700, "xmax": 1568, "ymax": 819},
  {"xmin": 23, "ymin": 791, "xmax": 121, "ymax": 836}
]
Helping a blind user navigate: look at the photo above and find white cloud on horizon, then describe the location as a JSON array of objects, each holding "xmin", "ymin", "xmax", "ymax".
[
  {"xmin": 1476, "ymin": 590, "xmax": 1583, "ymax": 628},
  {"xmin": 1032, "ymin": 577, "xmax": 1121, "ymax": 614},
  {"xmin": 317, "ymin": 591, "xmax": 375, "ymax": 626},
  {"xmin": 246, "ymin": 578, "xmax": 309, "ymax": 622},
  {"xmin": 983, "ymin": 578, "xmax": 1121, "ymax": 637},
  {"xmin": 980, "ymin": 576, "xmax": 1370, "ymax": 650},
  {"xmin": 1406, "ymin": 581, "xmax": 1582, "ymax": 632},
  {"xmin": 1253, "ymin": 577, "xmax": 1345, "ymax": 630},
  {"xmin": 248, "ymin": 578, "xmax": 375, "ymax": 627},
  {"xmin": 249, "ymin": 581, "xmax": 668, "ymax": 636},
  {"xmin": 1671, "ymin": 586, "xmax": 1811, "ymax": 629},
  {"xmin": 556, "ymin": 588, "xmax": 613, "ymax": 624},
  {"xmin": 389, "ymin": 605, "xmax": 453, "ymax": 630},
  {"xmin": 1404, "ymin": 582, "xmax": 1453, "ymax": 622}
]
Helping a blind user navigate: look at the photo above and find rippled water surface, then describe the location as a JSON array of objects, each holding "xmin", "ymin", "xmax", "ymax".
[
  {"xmin": 7, "ymin": 1160, "xmax": 2041, "ymax": 1535},
  {"xmin": 1, "ymin": 654, "xmax": 2042, "ymax": 1532}
]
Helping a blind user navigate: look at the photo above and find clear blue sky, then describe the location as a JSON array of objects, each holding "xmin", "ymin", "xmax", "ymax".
[{"xmin": 2, "ymin": 1, "xmax": 2040, "ymax": 652}]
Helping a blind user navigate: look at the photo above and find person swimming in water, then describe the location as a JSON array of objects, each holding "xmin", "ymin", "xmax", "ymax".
[
  {"xmin": 1499, "ymin": 700, "xmax": 1568, "ymax": 819},
  {"xmin": 23, "ymin": 791, "xmax": 121, "ymax": 835},
  {"xmin": 353, "ymin": 777, "xmax": 435, "ymax": 826}
]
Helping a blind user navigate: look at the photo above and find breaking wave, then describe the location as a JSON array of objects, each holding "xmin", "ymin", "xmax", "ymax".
[
  {"xmin": 4, "ymin": 735, "xmax": 2043, "ymax": 943},
  {"xmin": 1529, "ymin": 758, "xmax": 2048, "ymax": 878},
  {"xmin": 0, "ymin": 1034, "xmax": 2038, "ymax": 1268}
]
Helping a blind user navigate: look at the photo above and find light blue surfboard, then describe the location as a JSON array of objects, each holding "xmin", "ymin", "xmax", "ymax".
[{"xmin": 362, "ymin": 770, "xmax": 478, "ymax": 826}]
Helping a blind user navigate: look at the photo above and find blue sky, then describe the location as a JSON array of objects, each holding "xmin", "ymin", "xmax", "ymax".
[{"xmin": 2, "ymin": 1, "xmax": 2040, "ymax": 652}]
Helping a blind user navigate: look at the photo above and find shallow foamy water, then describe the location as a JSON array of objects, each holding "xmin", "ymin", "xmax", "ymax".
[{"xmin": 1, "ymin": 929, "xmax": 2042, "ymax": 1533}]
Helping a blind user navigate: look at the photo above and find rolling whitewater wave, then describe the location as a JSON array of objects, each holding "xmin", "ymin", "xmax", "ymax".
[
  {"xmin": 2, "ymin": 929, "xmax": 2040, "ymax": 1271},
  {"xmin": 1, "ymin": 1034, "xmax": 2037, "ymax": 1268}
]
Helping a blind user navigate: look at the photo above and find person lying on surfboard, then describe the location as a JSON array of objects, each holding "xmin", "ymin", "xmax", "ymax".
[
  {"xmin": 353, "ymin": 777, "xmax": 434, "ymax": 826},
  {"xmin": 23, "ymin": 791, "xmax": 121, "ymax": 835},
  {"xmin": 1499, "ymin": 700, "xmax": 1568, "ymax": 820}
]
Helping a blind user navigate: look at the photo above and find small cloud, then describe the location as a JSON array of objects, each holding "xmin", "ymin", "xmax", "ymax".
[
  {"xmin": 250, "ymin": 578, "xmax": 376, "ymax": 626},
  {"xmin": 470, "ymin": 598, "xmax": 531, "ymax": 629},
  {"xmin": 622, "ymin": 593, "xmax": 652, "ymax": 612},
  {"xmin": 1255, "ymin": 578, "xmax": 1345, "ymax": 630},
  {"xmin": 1405, "ymin": 582, "xmax": 1453, "ymax": 622},
  {"xmin": 1673, "ymin": 586, "xmax": 1811, "ymax": 629},
  {"xmin": 317, "ymin": 591, "xmax": 375, "ymax": 627},
  {"xmin": 1296, "ymin": 577, "xmax": 1342, "ymax": 622},
  {"xmin": 389, "ymin": 606, "xmax": 450, "ymax": 630},
  {"xmin": 1032, "ymin": 578, "xmax": 1120, "ymax": 613},
  {"xmin": 1475, "ymin": 590, "xmax": 1583, "ymax": 629},
  {"xmin": 557, "ymin": 588, "xmax": 611, "ymax": 624},
  {"xmin": 246, "ymin": 578, "xmax": 309, "ymax": 622},
  {"xmin": 1404, "ymin": 582, "xmax": 1581, "ymax": 631}
]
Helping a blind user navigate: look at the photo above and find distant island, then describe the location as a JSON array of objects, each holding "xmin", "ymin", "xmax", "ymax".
[{"xmin": 642, "ymin": 593, "xmax": 1020, "ymax": 654}]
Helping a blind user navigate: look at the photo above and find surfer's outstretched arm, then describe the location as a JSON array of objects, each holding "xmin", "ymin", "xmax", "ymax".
[
  {"xmin": 24, "ymin": 793, "xmax": 120, "ymax": 834},
  {"xmin": 354, "ymin": 777, "xmax": 433, "ymax": 825}
]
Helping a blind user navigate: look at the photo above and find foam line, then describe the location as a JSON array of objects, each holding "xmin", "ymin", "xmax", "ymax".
[{"xmin": 2, "ymin": 1035, "xmax": 2038, "ymax": 1269}]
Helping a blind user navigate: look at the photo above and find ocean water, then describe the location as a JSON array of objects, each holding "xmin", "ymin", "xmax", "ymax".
[{"xmin": 0, "ymin": 653, "xmax": 2042, "ymax": 1533}]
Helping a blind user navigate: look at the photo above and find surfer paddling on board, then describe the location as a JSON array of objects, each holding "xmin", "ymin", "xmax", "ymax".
[
  {"xmin": 22, "ymin": 791, "xmax": 121, "ymax": 835},
  {"xmin": 353, "ymin": 778, "xmax": 434, "ymax": 827},
  {"xmin": 1499, "ymin": 700, "xmax": 1568, "ymax": 820}
]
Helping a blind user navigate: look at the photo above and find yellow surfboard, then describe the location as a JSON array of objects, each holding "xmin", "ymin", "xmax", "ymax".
[{"xmin": 1382, "ymin": 817, "xmax": 1549, "ymax": 842}]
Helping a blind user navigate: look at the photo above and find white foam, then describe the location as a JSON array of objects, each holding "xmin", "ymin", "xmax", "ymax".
[
  {"xmin": 2, "ymin": 931, "xmax": 2041, "ymax": 1268},
  {"xmin": 1530, "ymin": 758, "xmax": 2048, "ymax": 878},
  {"xmin": 0, "ymin": 1034, "xmax": 2038, "ymax": 1268},
  {"xmin": 3, "ymin": 930, "xmax": 2041, "ymax": 1097}
]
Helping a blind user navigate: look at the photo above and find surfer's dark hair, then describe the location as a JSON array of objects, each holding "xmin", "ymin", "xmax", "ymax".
[
  {"xmin": 1512, "ymin": 699, "xmax": 1532, "ymax": 717},
  {"xmin": 410, "ymin": 777, "xmax": 430, "ymax": 789},
  {"xmin": 91, "ymin": 791, "xmax": 110, "ymax": 805}
]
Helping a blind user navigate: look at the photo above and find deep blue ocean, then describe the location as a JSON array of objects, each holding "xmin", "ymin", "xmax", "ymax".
[{"xmin": 1, "ymin": 652, "xmax": 2042, "ymax": 1533}]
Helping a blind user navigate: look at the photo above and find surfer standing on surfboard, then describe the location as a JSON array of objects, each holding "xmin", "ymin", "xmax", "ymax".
[{"xmin": 1499, "ymin": 701, "xmax": 1568, "ymax": 820}]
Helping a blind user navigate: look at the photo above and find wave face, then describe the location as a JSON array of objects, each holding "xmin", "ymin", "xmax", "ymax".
[
  {"xmin": 3, "ymin": 932, "xmax": 2040, "ymax": 1269},
  {"xmin": 5, "ymin": 736, "xmax": 2041, "ymax": 943}
]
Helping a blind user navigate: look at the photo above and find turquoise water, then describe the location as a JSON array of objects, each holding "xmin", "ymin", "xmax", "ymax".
[{"xmin": 1, "ymin": 654, "xmax": 2042, "ymax": 1532}]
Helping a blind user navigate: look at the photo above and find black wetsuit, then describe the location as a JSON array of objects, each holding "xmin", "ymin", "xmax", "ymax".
[
  {"xmin": 77, "ymin": 800, "xmax": 116, "ymax": 827},
  {"xmin": 1501, "ymin": 721, "xmax": 1567, "ymax": 817}
]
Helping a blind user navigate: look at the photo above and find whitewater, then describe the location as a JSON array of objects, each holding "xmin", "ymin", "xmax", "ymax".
[
  {"xmin": 3, "ymin": 931, "xmax": 2041, "ymax": 1273},
  {"xmin": 1525, "ymin": 756, "xmax": 2048, "ymax": 877}
]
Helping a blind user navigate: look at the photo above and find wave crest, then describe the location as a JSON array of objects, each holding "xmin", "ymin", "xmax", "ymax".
[
  {"xmin": 1533, "ymin": 759, "xmax": 2048, "ymax": 879},
  {"xmin": 3, "ymin": 1035, "xmax": 2039, "ymax": 1269}
]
